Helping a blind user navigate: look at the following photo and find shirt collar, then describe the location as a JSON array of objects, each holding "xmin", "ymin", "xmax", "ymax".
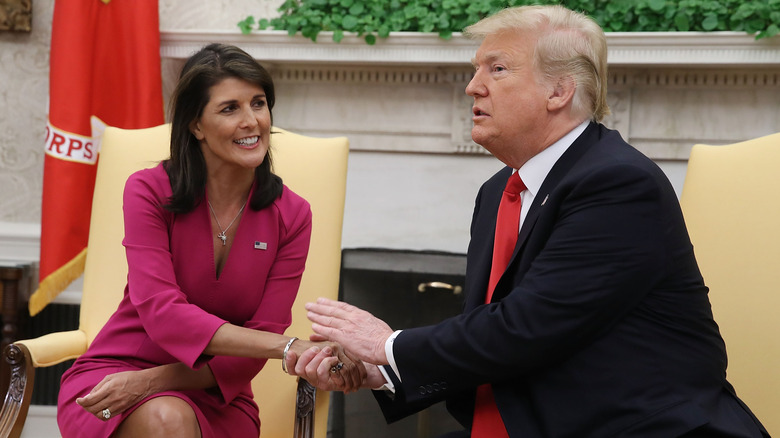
[{"xmin": 517, "ymin": 120, "xmax": 589, "ymax": 198}]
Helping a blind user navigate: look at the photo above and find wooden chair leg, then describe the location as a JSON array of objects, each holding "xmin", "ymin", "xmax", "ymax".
[
  {"xmin": 0, "ymin": 344, "xmax": 35, "ymax": 438},
  {"xmin": 293, "ymin": 377, "xmax": 316, "ymax": 438}
]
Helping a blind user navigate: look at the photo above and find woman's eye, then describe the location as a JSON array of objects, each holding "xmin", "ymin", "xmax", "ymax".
[
  {"xmin": 252, "ymin": 100, "xmax": 266, "ymax": 109},
  {"xmin": 220, "ymin": 105, "xmax": 237, "ymax": 113}
]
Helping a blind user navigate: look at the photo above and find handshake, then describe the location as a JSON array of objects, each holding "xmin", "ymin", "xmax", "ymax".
[{"xmin": 282, "ymin": 298, "xmax": 394, "ymax": 393}]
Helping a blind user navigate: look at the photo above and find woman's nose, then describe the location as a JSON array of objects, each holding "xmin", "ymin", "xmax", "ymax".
[{"xmin": 239, "ymin": 107, "xmax": 258, "ymax": 128}]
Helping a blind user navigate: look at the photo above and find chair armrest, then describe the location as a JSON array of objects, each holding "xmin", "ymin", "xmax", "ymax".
[
  {"xmin": 0, "ymin": 331, "xmax": 87, "ymax": 438},
  {"xmin": 0, "ymin": 344, "xmax": 34, "ymax": 438},
  {"xmin": 16, "ymin": 330, "xmax": 88, "ymax": 367}
]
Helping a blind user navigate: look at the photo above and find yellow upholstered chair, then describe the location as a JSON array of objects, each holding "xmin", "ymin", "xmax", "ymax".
[
  {"xmin": 679, "ymin": 132, "xmax": 780, "ymax": 436},
  {"xmin": 0, "ymin": 124, "xmax": 348, "ymax": 438}
]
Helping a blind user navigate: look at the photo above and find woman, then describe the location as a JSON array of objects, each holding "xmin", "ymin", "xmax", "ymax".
[{"xmin": 57, "ymin": 43, "xmax": 361, "ymax": 438}]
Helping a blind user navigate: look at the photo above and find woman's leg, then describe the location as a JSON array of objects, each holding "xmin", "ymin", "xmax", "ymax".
[{"xmin": 113, "ymin": 396, "xmax": 202, "ymax": 438}]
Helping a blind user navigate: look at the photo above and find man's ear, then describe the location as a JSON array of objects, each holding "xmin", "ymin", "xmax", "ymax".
[
  {"xmin": 189, "ymin": 119, "xmax": 204, "ymax": 141},
  {"xmin": 547, "ymin": 76, "xmax": 576, "ymax": 112}
]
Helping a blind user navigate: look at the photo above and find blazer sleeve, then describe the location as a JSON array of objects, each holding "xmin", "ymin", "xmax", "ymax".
[
  {"xmin": 122, "ymin": 169, "xmax": 227, "ymax": 368},
  {"xmin": 390, "ymin": 158, "xmax": 678, "ymax": 407}
]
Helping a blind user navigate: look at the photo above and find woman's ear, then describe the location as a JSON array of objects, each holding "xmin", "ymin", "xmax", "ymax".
[
  {"xmin": 189, "ymin": 120, "xmax": 204, "ymax": 141},
  {"xmin": 547, "ymin": 75, "xmax": 576, "ymax": 112}
]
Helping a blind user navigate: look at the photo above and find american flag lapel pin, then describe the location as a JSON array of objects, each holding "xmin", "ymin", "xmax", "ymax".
[{"xmin": 254, "ymin": 241, "xmax": 267, "ymax": 250}]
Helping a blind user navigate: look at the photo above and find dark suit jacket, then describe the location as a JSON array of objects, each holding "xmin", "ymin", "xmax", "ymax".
[{"xmin": 373, "ymin": 123, "xmax": 769, "ymax": 437}]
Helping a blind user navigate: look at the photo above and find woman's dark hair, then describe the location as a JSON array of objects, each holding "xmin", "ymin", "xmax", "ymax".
[{"xmin": 164, "ymin": 43, "xmax": 282, "ymax": 213}]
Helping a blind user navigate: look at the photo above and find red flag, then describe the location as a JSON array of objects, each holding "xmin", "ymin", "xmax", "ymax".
[{"xmin": 30, "ymin": 0, "xmax": 164, "ymax": 315}]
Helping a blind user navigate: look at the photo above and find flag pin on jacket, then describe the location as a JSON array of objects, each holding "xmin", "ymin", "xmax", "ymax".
[
  {"xmin": 541, "ymin": 194, "xmax": 549, "ymax": 206},
  {"xmin": 254, "ymin": 241, "xmax": 267, "ymax": 250}
]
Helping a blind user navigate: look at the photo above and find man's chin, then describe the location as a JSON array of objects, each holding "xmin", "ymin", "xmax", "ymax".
[{"xmin": 471, "ymin": 130, "xmax": 493, "ymax": 151}]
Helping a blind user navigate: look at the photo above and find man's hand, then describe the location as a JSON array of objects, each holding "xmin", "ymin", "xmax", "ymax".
[{"xmin": 306, "ymin": 298, "xmax": 393, "ymax": 365}]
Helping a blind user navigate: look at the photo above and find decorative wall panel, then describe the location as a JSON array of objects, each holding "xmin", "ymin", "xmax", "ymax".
[{"xmin": 0, "ymin": 0, "xmax": 51, "ymax": 223}]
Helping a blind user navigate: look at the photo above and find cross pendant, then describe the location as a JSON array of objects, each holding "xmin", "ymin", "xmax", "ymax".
[{"xmin": 218, "ymin": 232, "xmax": 227, "ymax": 246}]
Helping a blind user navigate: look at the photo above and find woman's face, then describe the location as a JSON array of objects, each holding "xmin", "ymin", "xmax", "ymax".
[{"xmin": 190, "ymin": 77, "xmax": 271, "ymax": 173}]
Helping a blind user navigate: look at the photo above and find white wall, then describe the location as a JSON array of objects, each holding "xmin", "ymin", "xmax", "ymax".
[{"xmin": 342, "ymin": 152, "xmax": 503, "ymax": 253}]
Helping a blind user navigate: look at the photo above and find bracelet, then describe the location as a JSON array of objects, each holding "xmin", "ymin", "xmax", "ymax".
[{"xmin": 281, "ymin": 337, "xmax": 298, "ymax": 374}]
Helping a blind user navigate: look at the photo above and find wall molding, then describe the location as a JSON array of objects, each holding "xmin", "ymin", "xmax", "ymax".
[
  {"xmin": 160, "ymin": 30, "xmax": 780, "ymax": 67},
  {"xmin": 262, "ymin": 65, "xmax": 780, "ymax": 89},
  {"xmin": 0, "ymin": 221, "xmax": 39, "ymax": 263},
  {"xmin": 0, "ymin": 221, "xmax": 81, "ymax": 305}
]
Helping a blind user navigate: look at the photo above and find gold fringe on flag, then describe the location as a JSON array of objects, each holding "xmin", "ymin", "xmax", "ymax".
[{"xmin": 28, "ymin": 248, "xmax": 87, "ymax": 316}]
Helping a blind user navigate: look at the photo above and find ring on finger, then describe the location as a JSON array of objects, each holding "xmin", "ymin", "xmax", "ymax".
[
  {"xmin": 330, "ymin": 362, "xmax": 344, "ymax": 374},
  {"xmin": 102, "ymin": 408, "xmax": 111, "ymax": 420}
]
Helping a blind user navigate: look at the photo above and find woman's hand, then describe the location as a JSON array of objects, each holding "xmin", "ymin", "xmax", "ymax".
[
  {"xmin": 75, "ymin": 369, "xmax": 156, "ymax": 421},
  {"xmin": 286, "ymin": 340, "xmax": 366, "ymax": 392},
  {"xmin": 286, "ymin": 346, "xmax": 387, "ymax": 392}
]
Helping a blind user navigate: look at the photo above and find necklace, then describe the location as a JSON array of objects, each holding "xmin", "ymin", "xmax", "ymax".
[{"xmin": 207, "ymin": 200, "xmax": 246, "ymax": 246}]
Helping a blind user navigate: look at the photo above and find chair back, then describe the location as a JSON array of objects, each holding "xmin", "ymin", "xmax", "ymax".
[
  {"xmin": 679, "ymin": 132, "xmax": 780, "ymax": 435},
  {"xmin": 80, "ymin": 124, "xmax": 171, "ymax": 343},
  {"xmin": 252, "ymin": 129, "xmax": 348, "ymax": 437},
  {"xmin": 82, "ymin": 124, "xmax": 348, "ymax": 438}
]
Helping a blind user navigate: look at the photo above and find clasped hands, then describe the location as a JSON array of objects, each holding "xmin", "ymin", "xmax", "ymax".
[{"xmin": 284, "ymin": 298, "xmax": 394, "ymax": 392}]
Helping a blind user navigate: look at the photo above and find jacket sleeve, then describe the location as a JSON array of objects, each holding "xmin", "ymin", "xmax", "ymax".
[
  {"xmin": 122, "ymin": 170, "xmax": 227, "ymax": 368},
  {"xmin": 391, "ymin": 160, "xmax": 677, "ymax": 406}
]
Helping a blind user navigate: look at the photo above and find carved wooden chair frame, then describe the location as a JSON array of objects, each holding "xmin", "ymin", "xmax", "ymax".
[{"xmin": 0, "ymin": 344, "xmax": 318, "ymax": 438}]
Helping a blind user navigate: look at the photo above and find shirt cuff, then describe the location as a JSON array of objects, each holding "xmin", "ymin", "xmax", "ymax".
[
  {"xmin": 373, "ymin": 365, "xmax": 396, "ymax": 393},
  {"xmin": 385, "ymin": 329, "xmax": 403, "ymax": 382}
]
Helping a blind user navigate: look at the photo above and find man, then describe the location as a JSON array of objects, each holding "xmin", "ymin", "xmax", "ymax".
[{"xmin": 290, "ymin": 5, "xmax": 769, "ymax": 437}]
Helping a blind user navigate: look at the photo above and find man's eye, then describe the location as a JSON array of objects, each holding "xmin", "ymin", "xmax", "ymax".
[{"xmin": 493, "ymin": 65, "xmax": 506, "ymax": 72}]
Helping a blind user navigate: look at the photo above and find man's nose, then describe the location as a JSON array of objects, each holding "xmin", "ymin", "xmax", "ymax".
[{"xmin": 465, "ymin": 71, "xmax": 486, "ymax": 97}]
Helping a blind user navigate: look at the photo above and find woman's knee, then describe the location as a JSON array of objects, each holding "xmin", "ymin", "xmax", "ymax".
[{"xmin": 115, "ymin": 397, "xmax": 201, "ymax": 438}]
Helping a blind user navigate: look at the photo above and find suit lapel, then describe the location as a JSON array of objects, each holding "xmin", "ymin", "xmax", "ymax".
[{"xmin": 488, "ymin": 122, "xmax": 602, "ymax": 303}]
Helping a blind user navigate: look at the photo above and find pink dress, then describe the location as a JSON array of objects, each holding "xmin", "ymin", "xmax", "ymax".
[{"xmin": 57, "ymin": 163, "xmax": 312, "ymax": 438}]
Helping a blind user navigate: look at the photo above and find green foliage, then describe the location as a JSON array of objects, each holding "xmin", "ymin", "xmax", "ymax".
[{"xmin": 239, "ymin": 0, "xmax": 780, "ymax": 44}]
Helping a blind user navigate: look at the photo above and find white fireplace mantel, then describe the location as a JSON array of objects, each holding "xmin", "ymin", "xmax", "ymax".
[
  {"xmin": 160, "ymin": 30, "xmax": 780, "ymax": 67},
  {"xmin": 158, "ymin": 30, "xmax": 780, "ymax": 159}
]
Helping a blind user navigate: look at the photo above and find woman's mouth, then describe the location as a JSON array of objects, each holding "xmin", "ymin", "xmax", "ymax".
[{"xmin": 234, "ymin": 136, "xmax": 260, "ymax": 148}]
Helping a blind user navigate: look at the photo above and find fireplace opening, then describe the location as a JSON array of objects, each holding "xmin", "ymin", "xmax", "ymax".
[{"xmin": 330, "ymin": 248, "xmax": 467, "ymax": 438}]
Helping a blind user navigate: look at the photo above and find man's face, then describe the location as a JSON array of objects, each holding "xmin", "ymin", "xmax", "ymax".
[{"xmin": 466, "ymin": 30, "xmax": 552, "ymax": 168}]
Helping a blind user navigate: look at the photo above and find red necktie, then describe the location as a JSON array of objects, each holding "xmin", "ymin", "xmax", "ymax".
[{"xmin": 472, "ymin": 171, "xmax": 526, "ymax": 438}]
